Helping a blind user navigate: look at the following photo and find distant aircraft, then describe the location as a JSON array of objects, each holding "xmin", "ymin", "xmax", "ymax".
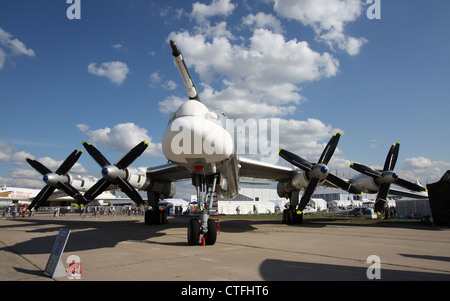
[
  {"xmin": 348, "ymin": 142, "xmax": 427, "ymax": 213},
  {"xmin": 0, "ymin": 186, "xmax": 36, "ymax": 207},
  {"xmin": 327, "ymin": 200, "xmax": 373, "ymax": 216},
  {"xmin": 0, "ymin": 184, "xmax": 121, "ymax": 209},
  {"xmin": 24, "ymin": 40, "xmax": 427, "ymax": 246}
]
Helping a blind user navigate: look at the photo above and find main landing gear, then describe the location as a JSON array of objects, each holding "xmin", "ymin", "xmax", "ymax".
[
  {"xmin": 187, "ymin": 173, "xmax": 219, "ymax": 246},
  {"xmin": 282, "ymin": 207, "xmax": 304, "ymax": 225},
  {"xmin": 145, "ymin": 191, "xmax": 168, "ymax": 225},
  {"xmin": 281, "ymin": 190, "xmax": 304, "ymax": 225}
]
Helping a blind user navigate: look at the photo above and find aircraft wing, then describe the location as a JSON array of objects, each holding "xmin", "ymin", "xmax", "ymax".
[
  {"xmin": 388, "ymin": 186, "xmax": 428, "ymax": 199},
  {"xmin": 146, "ymin": 163, "xmax": 193, "ymax": 182},
  {"xmin": 144, "ymin": 157, "xmax": 295, "ymax": 183},
  {"xmin": 238, "ymin": 156, "xmax": 295, "ymax": 181},
  {"xmin": 48, "ymin": 190, "xmax": 123, "ymax": 201}
]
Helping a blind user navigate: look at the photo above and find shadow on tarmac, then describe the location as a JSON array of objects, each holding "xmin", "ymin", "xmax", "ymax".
[
  {"xmin": 0, "ymin": 214, "xmax": 444, "ymax": 256},
  {"xmin": 260, "ymin": 259, "xmax": 450, "ymax": 281},
  {"xmin": 1, "ymin": 215, "xmax": 450, "ymax": 281}
]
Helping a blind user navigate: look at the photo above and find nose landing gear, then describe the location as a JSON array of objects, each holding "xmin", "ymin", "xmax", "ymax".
[{"xmin": 187, "ymin": 173, "xmax": 219, "ymax": 246}]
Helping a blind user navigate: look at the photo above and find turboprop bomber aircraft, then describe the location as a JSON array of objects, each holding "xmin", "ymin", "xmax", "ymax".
[
  {"xmin": 348, "ymin": 142, "xmax": 427, "ymax": 213},
  {"xmin": 24, "ymin": 40, "xmax": 427, "ymax": 245}
]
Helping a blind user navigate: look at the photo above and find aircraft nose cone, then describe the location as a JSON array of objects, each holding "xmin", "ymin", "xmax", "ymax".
[
  {"xmin": 43, "ymin": 175, "xmax": 49, "ymax": 182},
  {"xmin": 321, "ymin": 166, "xmax": 328, "ymax": 174},
  {"xmin": 102, "ymin": 167, "xmax": 109, "ymax": 175},
  {"xmin": 392, "ymin": 172, "xmax": 399, "ymax": 180}
]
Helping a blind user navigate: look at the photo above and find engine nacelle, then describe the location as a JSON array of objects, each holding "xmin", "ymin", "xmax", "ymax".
[
  {"xmin": 290, "ymin": 172, "xmax": 309, "ymax": 191},
  {"xmin": 147, "ymin": 181, "xmax": 176, "ymax": 199},
  {"xmin": 349, "ymin": 174, "xmax": 379, "ymax": 194},
  {"xmin": 277, "ymin": 181, "xmax": 289, "ymax": 198},
  {"xmin": 125, "ymin": 167, "xmax": 150, "ymax": 190},
  {"xmin": 277, "ymin": 171, "xmax": 309, "ymax": 198},
  {"xmin": 378, "ymin": 171, "xmax": 399, "ymax": 184}
]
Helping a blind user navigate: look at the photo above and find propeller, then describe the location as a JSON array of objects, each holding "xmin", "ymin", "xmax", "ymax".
[
  {"xmin": 279, "ymin": 132, "xmax": 361, "ymax": 214},
  {"xmin": 349, "ymin": 142, "xmax": 426, "ymax": 213},
  {"xmin": 82, "ymin": 141, "xmax": 149, "ymax": 205},
  {"xmin": 25, "ymin": 149, "xmax": 88, "ymax": 211}
]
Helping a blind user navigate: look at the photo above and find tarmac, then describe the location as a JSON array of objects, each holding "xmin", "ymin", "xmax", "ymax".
[{"xmin": 1, "ymin": 213, "xmax": 450, "ymax": 283}]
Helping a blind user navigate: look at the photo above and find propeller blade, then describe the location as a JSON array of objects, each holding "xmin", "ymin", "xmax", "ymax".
[
  {"xmin": 26, "ymin": 158, "xmax": 52, "ymax": 175},
  {"xmin": 349, "ymin": 163, "xmax": 382, "ymax": 178},
  {"xmin": 318, "ymin": 132, "xmax": 340, "ymax": 165},
  {"xmin": 384, "ymin": 142, "xmax": 399, "ymax": 171},
  {"xmin": 82, "ymin": 141, "xmax": 111, "ymax": 167},
  {"xmin": 26, "ymin": 149, "xmax": 85, "ymax": 210},
  {"xmin": 28, "ymin": 185, "xmax": 56, "ymax": 211},
  {"xmin": 374, "ymin": 183, "xmax": 390, "ymax": 213},
  {"xmin": 56, "ymin": 149, "xmax": 82, "ymax": 175},
  {"xmin": 58, "ymin": 182, "xmax": 88, "ymax": 205},
  {"xmin": 297, "ymin": 178, "xmax": 320, "ymax": 212},
  {"xmin": 84, "ymin": 178, "xmax": 112, "ymax": 201},
  {"xmin": 82, "ymin": 141, "xmax": 147, "ymax": 205},
  {"xmin": 115, "ymin": 177, "xmax": 145, "ymax": 206},
  {"xmin": 326, "ymin": 173, "xmax": 362, "ymax": 194},
  {"xmin": 396, "ymin": 178, "xmax": 426, "ymax": 192},
  {"xmin": 115, "ymin": 141, "xmax": 149, "ymax": 169},
  {"xmin": 278, "ymin": 149, "xmax": 313, "ymax": 171}
]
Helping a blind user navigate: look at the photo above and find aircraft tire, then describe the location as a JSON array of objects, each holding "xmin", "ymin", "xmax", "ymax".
[
  {"xmin": 204, "ymin": 219, "xmax": 217, "ymax": 245},
  {"xmin": 293, "ymin": 211, "xmax": 303, "ymax": 224},
  {"xmin": 144, "ymin": 209, "xmax": 153, "ymax": 225},
  {"xmin": 187, "ymin": 218, "xmax": 201, "ymax": 245},
  {"xmin": 160, "ymin": 210, "xmax": 168, "ymax": 224},
  {"xmin": 286, "ymin": 208, "xmax": 293, "ymax": 225}
]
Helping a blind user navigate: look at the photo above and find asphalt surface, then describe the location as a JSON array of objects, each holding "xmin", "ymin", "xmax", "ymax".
[{"xmin": 1, "ymin": 213, "xmax": 450, "ymax": 283}]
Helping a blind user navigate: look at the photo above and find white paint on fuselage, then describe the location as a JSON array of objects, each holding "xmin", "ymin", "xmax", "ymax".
[{"xmin": 162, "ymin": 100, "xmax": 234, "ymax": 166}]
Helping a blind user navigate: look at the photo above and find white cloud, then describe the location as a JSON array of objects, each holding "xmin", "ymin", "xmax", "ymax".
[
  {"xmin": 167, "ymin": 27, "xmax": 338, "ymax": 119},
  {"xmin": 150, "ymin": 71, "xmax": 177, "ymax": 90},
  {"xmin": 191, "ymin": 0, "xmax": 236, "ymax": 23},
  {"xmin": 278, "ymin": 118, "xmax": 342, "ymax": 159},
  {"xmin": 0, "ymin": 140, "xmax": 13, "ymax": 161},
  {"xmin": 398, "ymin": 157, "xmax": 450, "ymax": 184},
  {"xmin": 0, "ymin": 27, "xmax": 35, "ymax": 69},
  {"xmin": 272, "ymin": 0, "xmax": 367, "ymax": 55},
  {"xmin": 88, "ymin": 61, "xmax": 130, "ymax": 85},
  {"xmin": 0, "ymin": 140, "xmax": 89, "ymax": 188},
  {"xmin": 242, "ymin": 12, "xmax": 284, "ymax": 34},
  {"xmin": 77, "ymin": 123, "xmax": 162, "ymax": 157},
  {"xmin": 158, "ymin": 95, "xmax": 186, "ymax": 114},
  {"xmin": 401, "ymin": 157, "xmax": 432, "ymax": 169}
]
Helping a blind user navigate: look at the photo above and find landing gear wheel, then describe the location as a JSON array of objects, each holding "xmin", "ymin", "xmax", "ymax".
[
  {"xmin": 203, "ymin": 219, "xmax": 217, "ymax": 246},
  {"xmin": 145, "ymin": 209, "xmax": 168, "ymax": 225},
  {"xmin": 286, "ymin": 208, "xmax": 293, "ymax": 225},
  {"xmin": 283, "ymin": 208, "xmax": 303, "ymax": 225},
  {"xmin": 160, "ymin": 210, "xmax": 168, "ymax": 224},
  {"xmin": 187, "ymin": 218, "xmax": 201, "ymax": 246},
  {"xmin": 293, "ymin": 211, "xmax": 303, "ymax": 224},
  {"xmin": 145, "ymin": 209, "xmax": 154, "ymax": 225}
]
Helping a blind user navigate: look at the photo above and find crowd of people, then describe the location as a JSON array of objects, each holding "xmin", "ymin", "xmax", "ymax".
[
  {"xmin": 1, "ymin": 204, "xmax": 152, "ymax": 218},
  {"xmin": 2, "ymin": 205, "xmax": 32, "ymax": 218}
]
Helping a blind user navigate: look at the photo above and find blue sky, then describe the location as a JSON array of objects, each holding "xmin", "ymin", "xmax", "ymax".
[{"xmin": 1, "ymin": 0, "xmax": 449, "ymax": 195}]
